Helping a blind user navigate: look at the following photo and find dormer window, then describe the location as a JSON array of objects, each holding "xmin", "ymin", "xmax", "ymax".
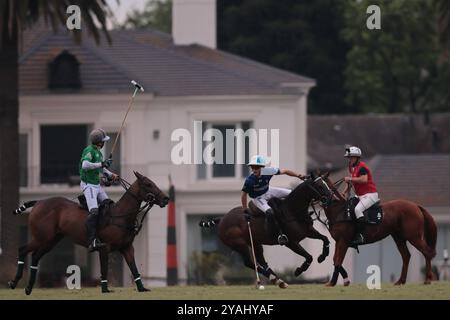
[{"xmin": 48, "ymin": 50, "xmax": 81, "ymax": 90}]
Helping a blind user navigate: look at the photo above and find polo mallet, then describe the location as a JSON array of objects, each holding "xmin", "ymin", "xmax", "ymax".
[
  {"xmin": 247, "ymin": 220, "xmax": 264, "ymax": 290},
  {"xmin": 109, "ymin": 80, "xmax": 144, "ymax": 159}
]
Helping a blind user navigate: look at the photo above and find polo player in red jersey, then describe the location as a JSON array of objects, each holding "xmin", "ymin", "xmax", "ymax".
[{"xmin": 343, "ymin": 146, "xmax": 380, "ymax": 246}]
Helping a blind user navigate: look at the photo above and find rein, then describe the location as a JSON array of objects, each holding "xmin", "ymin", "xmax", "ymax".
[
  {"xmin": 310, "ymin": 178, "xmax": 350, "ymax": 227},
  {"xmin": 310, "ymin": 201, "xmax": 330, "ymax": 230},
  {"xmin": 107, "ymin": 177, "xmax": 158, "ymax": 235}
]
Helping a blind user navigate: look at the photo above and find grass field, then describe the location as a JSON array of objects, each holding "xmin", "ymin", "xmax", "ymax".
[{"xmin": 1, "ymin": 282, "xmax": 450, "ymax": 300}]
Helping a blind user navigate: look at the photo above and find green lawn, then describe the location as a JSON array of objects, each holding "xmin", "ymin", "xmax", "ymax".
[{"xmin": 1, "ymin": 282, "xmax": 450, "ymax": 300}]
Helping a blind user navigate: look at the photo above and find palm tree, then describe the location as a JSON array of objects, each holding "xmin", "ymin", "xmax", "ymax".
[{"xmin": 0, "ymin": 0, "xmax": 112, "ymax": 279}]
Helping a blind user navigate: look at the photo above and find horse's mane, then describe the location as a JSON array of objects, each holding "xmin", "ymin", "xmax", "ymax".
[
  {"xmin": 274, "ymin": 180, "xmax": 314, "ymax": 223},
  {"xmin": 284, "ymin": 180, "xmax": 313, "ymax": 204}
]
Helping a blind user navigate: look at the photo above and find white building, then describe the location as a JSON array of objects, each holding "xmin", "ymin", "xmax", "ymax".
[{"xmin": 17, "ymin": 0, "xmax": 345, "ymax": 287}]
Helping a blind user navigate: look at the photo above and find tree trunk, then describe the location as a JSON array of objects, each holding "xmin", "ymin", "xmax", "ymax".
[{"xmin": 0, "ymin": 5, "xmax": 20, "ymax": 281}]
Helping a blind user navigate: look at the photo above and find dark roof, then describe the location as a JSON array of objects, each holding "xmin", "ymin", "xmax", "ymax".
[
  {"xmin": 308, "ymin": 113, "xmax": 450, "ymax": 171},
  {"xmin": 19, "ymin": 27, "xmax": 315, "ymax": 96},
  {"xmin": 332, "ymin": 154, "xmax": 450, "ymax": 207}
]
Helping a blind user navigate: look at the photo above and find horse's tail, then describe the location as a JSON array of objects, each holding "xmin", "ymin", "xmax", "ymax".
[
  {"xmin": 418, "ymin": 205, "xmax": 437, "ymax": 258},
  {"xmin": 13, "ymin": 200, "xmax": 38, "ymax": 215},
  {"xmin": 199, "ymin": 217, "xmax": 221, "ymax": 228}
]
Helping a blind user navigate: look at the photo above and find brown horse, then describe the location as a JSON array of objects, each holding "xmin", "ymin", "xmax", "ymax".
[
  {"xmin": 8, "ymin": 171, "xmax": 169, "ymax": 295},
  {"xmin": 317, "ymin": 177, "xmax": 437, "ymax": 286},
  {"xmin": 200, "ymin": 174, "xmax": 334, "ymax": 287}
]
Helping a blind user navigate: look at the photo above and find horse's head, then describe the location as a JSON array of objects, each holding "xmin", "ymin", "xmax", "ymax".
[
  {"xmin": 304, "ymin": 171, "xmax": 334, "ymax": 207},
  {"xmin": 133, "ymin": 171, "xmax": 169, "ymax": 207}
]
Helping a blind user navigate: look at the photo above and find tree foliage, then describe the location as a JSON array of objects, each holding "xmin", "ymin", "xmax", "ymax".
[
  {"xmin": 218, "ymin": 0, "xmax": 352, "ymax": 114},
  {"xmin": 122, "ymin": 0, "xmax": 172, "ymax": 33},
  {"xmin": 343, "ymin": 0, "xmax": 450, "ymax": 113}
]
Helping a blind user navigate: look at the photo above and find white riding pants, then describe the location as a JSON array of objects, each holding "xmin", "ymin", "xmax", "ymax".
[
  {"xmin": 355, "ymin": 192, "xmax": 379, "ymax": 219},
  {"xmin": 252, "ymin": 187, "xmax": 291, "ymax": 213},
  {"xmin": 80, "ymin": 182, "xmax": 109, "ymax": 211}
]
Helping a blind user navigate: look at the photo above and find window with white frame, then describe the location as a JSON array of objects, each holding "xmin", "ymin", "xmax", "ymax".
[{"xmin": 197, "ymin": 121, "xmax": 252, "ymax": 179}]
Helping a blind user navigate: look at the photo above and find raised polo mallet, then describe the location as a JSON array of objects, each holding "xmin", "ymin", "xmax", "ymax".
[
  {"xmin": 247, "ymin": 220, "xmax": 264, "ymax": 290},
  {"xmin": 109, "ymin": 80, "xmax": 144, "ymax": 159}
]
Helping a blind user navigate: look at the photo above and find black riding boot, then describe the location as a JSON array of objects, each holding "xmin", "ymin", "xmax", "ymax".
[
  {"xmin": 352, "ymin": 216, "xmax": 366, "ymax": 246},
  {"xmin": 265, "ymin": 209, "xmax": 288, "ymax": 246},
  {"xmin": 86, "ymin": 208, "xmax": 105, "ymax": 252}
]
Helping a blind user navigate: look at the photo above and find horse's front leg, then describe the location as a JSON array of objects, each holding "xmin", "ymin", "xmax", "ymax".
[
  {"xmin": 306, "ymin": 225, "xmax": 330, "ymax": 263},
  {"xmin": 121, "ymin": 245, "xmax": 150, "ymax": 292},
  {"xmin": 285, "ymin": 241, "xmax": 313, "ymax": 277},
  {"xmin": 99, "ymin": 248, "xmax": 112, "ymax": 293},
  {"xmin": 326, "ymin": 239, "xmax": 350, "ymax": 287}
]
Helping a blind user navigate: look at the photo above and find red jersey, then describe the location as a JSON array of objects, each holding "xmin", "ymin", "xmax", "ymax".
[{"xmin": 349, "ymin": 161, "xmax": 377, "ymax": 196}]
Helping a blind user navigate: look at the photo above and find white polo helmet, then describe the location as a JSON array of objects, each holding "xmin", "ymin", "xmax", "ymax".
[
  {"xmin": 90, "ymin": 128, "xmax": 110, "ymax": 145},
  {"xmin": 247, "ymin": 155, "xmax": 266, "ymax": 167},
  {"xmin": 344, "ymin": 146, "xmax": 362, "ymax": 158}
]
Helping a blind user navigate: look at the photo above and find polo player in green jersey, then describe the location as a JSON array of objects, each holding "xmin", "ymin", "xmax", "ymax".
[{"xmin": 79, "ymin": 128, "xmax": 118, "ymax": 252}]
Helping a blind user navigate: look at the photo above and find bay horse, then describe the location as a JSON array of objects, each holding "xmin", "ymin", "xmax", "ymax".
[
  {"xmin": 317, "ymin": 177, "xmax": 437, "ymax": 286},
  {"xmin": 200, "ymin": 174, "xmax": 334, "ymax": 288},
  {"xmin": 8, "ymin": 171, "xmax": 169, "ymax": 295}
]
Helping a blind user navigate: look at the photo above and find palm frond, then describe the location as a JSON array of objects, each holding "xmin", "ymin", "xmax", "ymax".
[{"xmin": 1, "ymin": 0, "xmax": 112, "ymax": 46}]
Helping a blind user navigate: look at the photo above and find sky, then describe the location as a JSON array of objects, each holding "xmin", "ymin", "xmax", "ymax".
[{"xmin": 106, "ymin": 0, "xmax": 148, "ymax": 26}]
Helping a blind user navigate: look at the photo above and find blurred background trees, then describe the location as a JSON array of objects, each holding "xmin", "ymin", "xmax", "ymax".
[{"xmin": 124, "ymin": 0, "xmax": 450, "ymax": 114}]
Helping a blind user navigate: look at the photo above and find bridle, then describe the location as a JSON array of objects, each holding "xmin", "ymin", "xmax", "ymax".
[
  {"xmin": 107, "ymin": 177, "xmax": 163, "ymax": 235},
  {"xmin": 303, "ymin": 176, "xmax": 334, "ymax": 208},
  {"xmin": 309, "ymin": 177, "xmax": 347, "ymax": 230},
  {"xmin": 119, "ymin": 177, "xmax": 162, "ymax": 206}
]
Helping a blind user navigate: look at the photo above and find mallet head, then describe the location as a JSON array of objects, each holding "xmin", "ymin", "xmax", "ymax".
[{"xmin": 131, "ymin": 80, "xmax": 144, "ymax": 92}]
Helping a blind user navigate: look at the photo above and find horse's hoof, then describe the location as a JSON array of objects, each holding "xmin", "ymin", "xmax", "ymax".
[
  {"xmin": 278, "ymin": 281, "xmax": 288, "ymax": 289},
  {"xmin": 424, "ymin": 280, "xmax": 431, "ymax": 285},
  {"xmin": 325, "ymin": 282, "xmax": 335, "ymax": 287},
  {"xmin": 138, "ymin": 287, "xmax": 151, "ymax": 292},
  {"xmin": 102, "ymin": 288, "xmax": 113, "ymax": 293},
  {"xmin": 394, "ymin": 280, "xmax": 405, "ymax": 286},
  {"xmin": 317, "ymin": 255, "xmax": 325, "ymax": 263},
  {"xmin": 25, "ymin": 287, "xmax": 32, "ymax": 295},
  {"xmin": 294, "ymin": 267, "xmax": 302, "ymax": 277},
  {"xmin": 344, "ymin": 280, "xmax": 350, "ymax": 287},
  {"xmin": 8, "ymin": 281, "xmax": 16, "ymax": 289}
]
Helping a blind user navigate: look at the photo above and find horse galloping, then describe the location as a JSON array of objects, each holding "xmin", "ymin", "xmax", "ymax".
[
  {"xmin": 8, "ymin": 171, "xmax": 169, "ymax": 295},
  {"xmin": 318, "ymin": 177, "xmax": 437, "ymax": 286},
  {"xmin": 200, "ymin": 174, "xmax": 334, "ymax": 288}
]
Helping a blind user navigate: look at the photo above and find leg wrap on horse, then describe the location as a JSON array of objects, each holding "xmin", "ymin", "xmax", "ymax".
[
  {"xmin": 338, "ymin": 265, "xmax": 348, "ymax": 279},
  {"xmin": 25, "ymin": 265, "xmax": 39, "ymax": 295},
  {"xmin": 9, "ymin": 261, "xmax": 26, "ymax": 289},
  {"xmin": 134, "ymin": 275, "xmax": 146, "ymax": 291},
  {"xmin": 295, "ymin": 260, "xmax": 311, "ymax": 277},
  {"xmin": 14, "ymin": 261, "xmax": 25, "ymax": 281},
  {"xmin": 330, "ymin": 266, "xmax": 340, "ymax": 285},
  {"xmin": 257, "ymin": 265, "xmax": 272, "ymax": 278},
  {"xmin": 100, "ymin": 279, "xmax": 110, "ymax": 293}
]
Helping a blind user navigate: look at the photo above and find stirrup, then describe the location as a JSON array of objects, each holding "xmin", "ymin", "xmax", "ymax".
[
  {"xmin": 278, "ymin": 234, "xmax": 288, "ymax": 246},
  {"xmin": 88, "ymin": 239, "xmax": 105, "ymax": 252}
]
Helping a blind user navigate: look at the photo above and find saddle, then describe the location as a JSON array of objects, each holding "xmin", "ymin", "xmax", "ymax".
[
  {"xmin": 346, "ymin": 196, "xmax": 383, "ymax": 225},
  {"xmin": 77, "ymin": 195, "xmax": 114, "ymax": 217}
]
